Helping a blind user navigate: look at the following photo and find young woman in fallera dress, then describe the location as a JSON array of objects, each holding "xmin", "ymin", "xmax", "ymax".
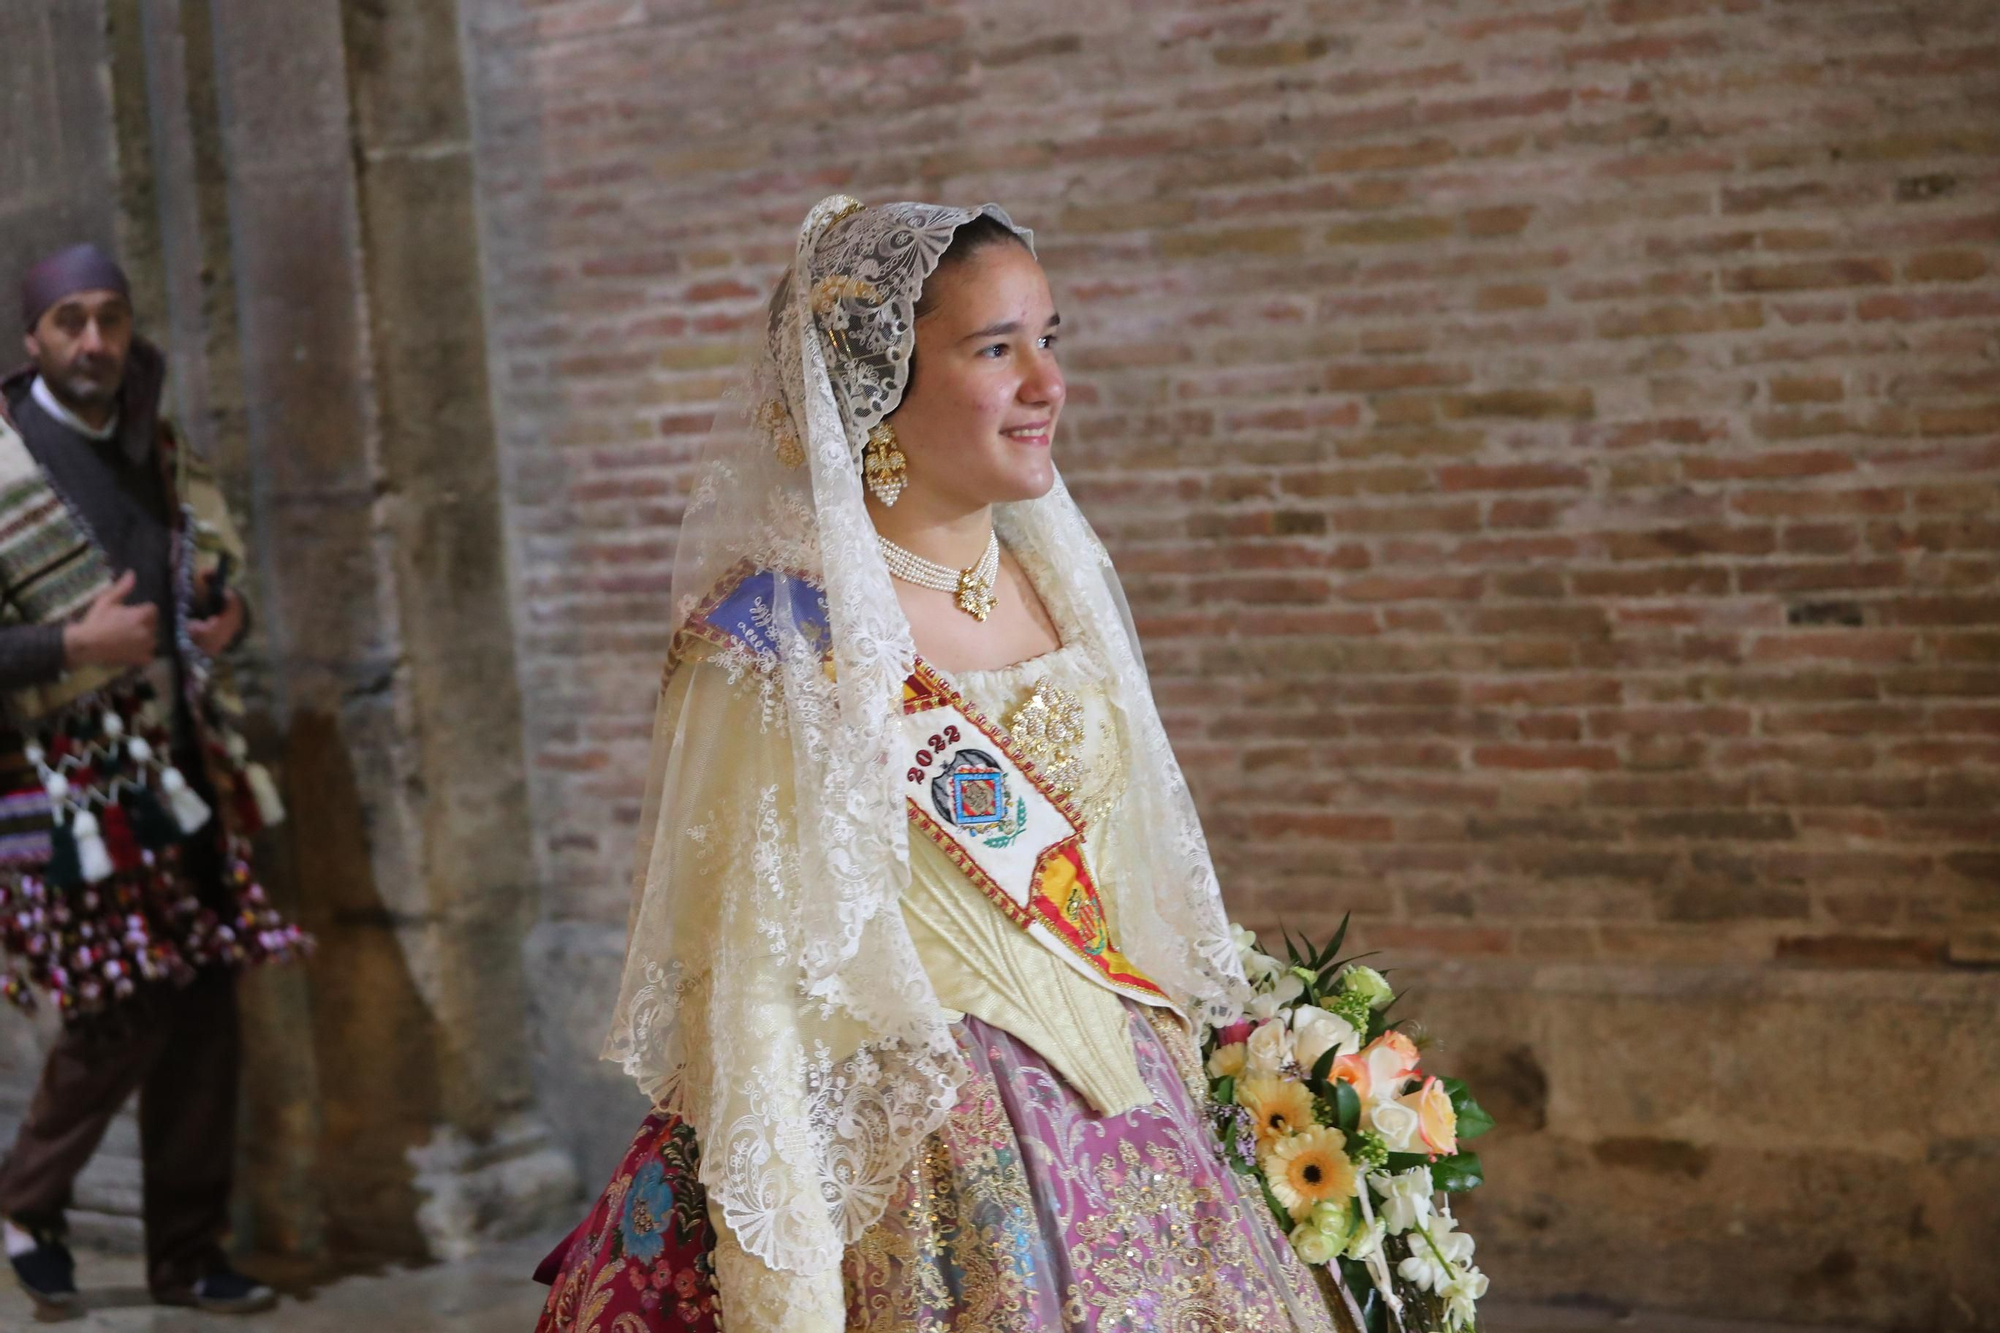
[{"xmin": 533, "ymin": 198, "xmax": 1340, "ymax": 1333}]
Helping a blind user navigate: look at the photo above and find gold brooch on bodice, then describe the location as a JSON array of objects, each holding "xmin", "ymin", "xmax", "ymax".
[{"xmin": 1005, "ymin": 683, "xmax": 1086, "ymax": 797}]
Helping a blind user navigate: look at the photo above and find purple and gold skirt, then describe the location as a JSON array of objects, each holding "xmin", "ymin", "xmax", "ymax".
[{"xmin": 536, "ymin": 1005, "xmax": 1335, "ymax": 1331}]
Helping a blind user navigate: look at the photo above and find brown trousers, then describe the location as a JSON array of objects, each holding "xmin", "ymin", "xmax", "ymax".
[{"xmin": 0, "ymin": 965, "xmax": 239, "ymax": 1292}]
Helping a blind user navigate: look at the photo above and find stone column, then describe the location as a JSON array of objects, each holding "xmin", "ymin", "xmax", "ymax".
[
  {"xmin": 0, "ymin": 4, "xmax": 121, "ymax": 279},
  {"xmin": 125, "ymin": 0, "xmax": 327, "ymax": 1260},
  {"xmin": 203, "ymin": 0, "xmax": 575, "ymax": 1260}
]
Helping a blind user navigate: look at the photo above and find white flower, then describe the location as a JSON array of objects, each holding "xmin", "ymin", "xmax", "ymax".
[
  {"xmin": 1399, "ymin": 1214, "xmax": 1475, "ymax": 1295},
  {"xmin": 1443, "ymin": 1266, "xmax": 1488, "ymax": 1327},
  {"xmin": 1290, "ymin": 1004, "xmax": 1361, "ymax": 1071},
  {"xmin": 1244, "ymin": 951, "xmax": 1286, "ymax": 984},
  {"xmin": 1339, "ymin": 963, "xmax": 1395, "ymax": 1010},
  {"xmin": 1245, "ymin": 1019, "xmax": 1293, "ymax": 1078},
  {"xmin": 1345, "ymin": 1217, "xmax": 1385, "ymax": 1261},
  {"xmin": 1399, "ymin": 1245, "xmax": 1452, "ymax": 1294},
  {"xmin": 1247, "ymin": 971, "xmax": 1304, "ymax": 1020},
  {"xmin": 1311, "ymin": 1199, "xmax": 1359, "ymax": 1251},
  {"xmin": 1232, "ymin": 926, "xmax": 1283, "ymax": 980},
  {"xmin": 1428, "ymin": 1211, "xmax": 1476, "ymax": 1268},
  {"xmin": 1370, "ymin": 1166, "xmax": 1433, "ymax": 1235},
  {"xmin": 1362, "ymin": 1095, "xmax": 1425, "ymax": 1154},
  {"xmin": 1290, "ymin": 1222, "xmax": 1339, "ymax": 1266}
]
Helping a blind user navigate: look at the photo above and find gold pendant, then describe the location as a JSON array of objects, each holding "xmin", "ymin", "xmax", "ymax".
[{"xmin": 955, "ymin": 570, "xmax": 997, "ymax": 621}]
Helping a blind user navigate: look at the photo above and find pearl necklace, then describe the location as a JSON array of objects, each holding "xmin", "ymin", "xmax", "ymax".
[{"xmin": 878, "ymin": 529, "xmax": 1000, "ymax": 621}]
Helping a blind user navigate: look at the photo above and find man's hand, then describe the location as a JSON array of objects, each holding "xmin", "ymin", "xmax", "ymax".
[
  {"xmin": 187, "ymin": 575, "xmax": 244, "ymax": 658},
  {"xmin": 63, "ymin": 571, "xmax": 156, "ymax": 669}
]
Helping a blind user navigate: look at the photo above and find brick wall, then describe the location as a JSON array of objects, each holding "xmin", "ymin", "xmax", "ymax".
[{"xmin": 464, "ymin": 1, "xmax": 1999, "ymax": 1322}]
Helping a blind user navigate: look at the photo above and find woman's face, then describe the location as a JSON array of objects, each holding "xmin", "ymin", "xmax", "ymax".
[{"xmin": 887, "ymin": 242, "xmax": 1066, "ymax": 509}]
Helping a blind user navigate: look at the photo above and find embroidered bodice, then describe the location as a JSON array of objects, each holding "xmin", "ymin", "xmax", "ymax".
[
  {"xmin": 898, "ymin": 635, "xmax": 1170, "ymax": 1119},
  {"xmin": 954, "ymin": 641, "xmax": 1128, "ymax": 835}
]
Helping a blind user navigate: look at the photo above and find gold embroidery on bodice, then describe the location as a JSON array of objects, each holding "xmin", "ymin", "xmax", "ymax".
[
  {"xmin": 1005, "ymin": 682, "xmax": 1086, "ymax": 796},
  {"xmin": 964, "ymin": 650, "xmax": 1128, "ymax": 832}
]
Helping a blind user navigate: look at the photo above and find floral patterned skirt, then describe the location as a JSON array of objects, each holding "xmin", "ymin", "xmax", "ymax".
[{"xmin": 535, "ymin": 1005, "xmax": 1336, "ymax": 1332}]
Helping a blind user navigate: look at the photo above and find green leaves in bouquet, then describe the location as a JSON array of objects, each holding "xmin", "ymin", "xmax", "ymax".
[
  {"xmin": 1380, "ymin": 1149, "xmax": 1485, "ymax": 1193},
  {"xmin": 1301, "ymin": 1044, "xmax": 1362, "ymax": 1134},
  {"xmin": 1441, "ymin": 1076, "xmax": 1494, "ymax": 1140},
  {"xmin": 1307, "ymin": 1043, "xmax": 1340, "ymax": 1093},
  {"xmin": 1363, "ymin": 989, "xmax": 1400, "ymax": 1043},
  {"xmin": 1312, "ymin": 914, "xmax": 1350, "ymax": 971},
  {"xmin": 1310, "ymin": 914, "xmax": 1362, "ymax": 994},
  {"xmin": 1336, "ymin": 1072, "xmax": 1368, "ymax": 1128},
  {"xmin": 1434, "ymin": 1151, "xmax": 1484, "ymax": 1192},
  {"xmin": 1282, "ymin": 915, "xmax": 1374, "ymax": 1007}
]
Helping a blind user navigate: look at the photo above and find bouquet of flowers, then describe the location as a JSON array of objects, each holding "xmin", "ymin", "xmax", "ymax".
[{"xmin": 1204, "ymin": 918, "xmax": 1493, "ymax": 1331}]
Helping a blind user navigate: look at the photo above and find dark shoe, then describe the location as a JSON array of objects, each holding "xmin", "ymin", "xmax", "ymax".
[
  {"xmin": 8, "ymin": 1231, "xmax": 82, "ymax": 1318},
  {"xmin": 153, "ymin": 1266, "xmax": 276, "ymax": 1315}
]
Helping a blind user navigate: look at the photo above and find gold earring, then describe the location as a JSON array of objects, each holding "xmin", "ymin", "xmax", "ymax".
[{"xmin": 863, "ymin": 422, "xmax": 907, "ymax": 506}]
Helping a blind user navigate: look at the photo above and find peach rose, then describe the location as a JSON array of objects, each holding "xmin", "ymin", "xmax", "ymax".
[
  {"xmin": 1328, "ymin": 1052, "xmax": 1371, "ymax": 1102},
  {"xmin": 1408, "ymin": 1075, "xmax": 1458, "ymax": 1156},
  {"xmin": 1360, "ymin": 1031, "xmax": 1420, "ymax": 1101}
]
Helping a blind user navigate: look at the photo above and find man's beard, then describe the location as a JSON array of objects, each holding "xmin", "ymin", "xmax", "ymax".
[{"xmin": 48, "ymin": 360, "xmax": 121, "ymax": 410}]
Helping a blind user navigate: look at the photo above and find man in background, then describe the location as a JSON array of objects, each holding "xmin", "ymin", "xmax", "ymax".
[{"xmin": 0, "ymin": 243, "xmax": 293, "ymax": 1317}]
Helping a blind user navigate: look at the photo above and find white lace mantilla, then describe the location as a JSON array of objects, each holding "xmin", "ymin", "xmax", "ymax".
[{"xmin": 601, "ymin": 197, "xmax": 1249, "ymax": 1326}]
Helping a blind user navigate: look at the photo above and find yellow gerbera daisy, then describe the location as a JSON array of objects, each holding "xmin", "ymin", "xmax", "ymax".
[
  {"xmin": 1236, "ymin": 1076, "xmax": 1318, "ymax": 1154},
  {"xmin": 1267, "ymin": 1125, "xmax": 1360, "ymax": 1222}
]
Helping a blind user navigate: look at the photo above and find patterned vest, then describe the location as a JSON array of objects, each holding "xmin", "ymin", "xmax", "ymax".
[{"xmin": 0, "ymin": 410, "xmax": 307, "ymax": 1019}]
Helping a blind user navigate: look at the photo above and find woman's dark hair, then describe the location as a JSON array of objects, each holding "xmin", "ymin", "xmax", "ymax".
[{"xmin": 912, "ymin": 214, "xmax": 1031, "ymax": 320}]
